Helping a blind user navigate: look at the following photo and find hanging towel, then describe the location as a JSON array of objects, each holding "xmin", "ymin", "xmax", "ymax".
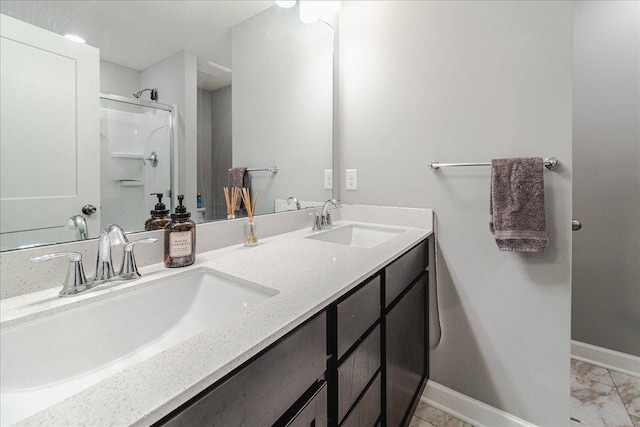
[
  {"xmin": 228, "ymin": 167, "xmax": 248, "ymax": 188},
  {"xmin": 228, "ymin": 167, "xmax": 249, "ymax": 210},
  {"xmin": 490, "ymin": 157, "xmax": 548, "ymax": 253}
]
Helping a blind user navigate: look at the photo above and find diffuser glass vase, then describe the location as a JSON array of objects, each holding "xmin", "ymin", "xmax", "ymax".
[{"xmin": 244, "ymin": 220, "xmax": 258, "ymax": 246}]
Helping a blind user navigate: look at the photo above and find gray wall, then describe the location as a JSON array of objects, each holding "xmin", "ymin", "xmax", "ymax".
[
  {"xmin": 197, "ymin": 86, "xmax": 233, "ymax": 221},
  {"xmin": 99, "ymin": 60, "xmax": 140, "ymax": 98},
  {"xmin": 572, "ymin": 1, "xmax": 640, "ymax": 357},
  {"xmin": 338, "ymin": 2, "xmax": 572, "ymax": 425},
  {"xmin": 197, "ymin": 88, "xmax": 213, "ymax": 219},
  {"xmin": 210, "ymin": 86, "xmax": 233, "ymax": 220},
  {"xmin": 141, "ymin": 50, "xmax": 198, "ymax": 212},
  {"xmin": 232, "ymin": 5, "xmax": 333, "ymax": 215}
]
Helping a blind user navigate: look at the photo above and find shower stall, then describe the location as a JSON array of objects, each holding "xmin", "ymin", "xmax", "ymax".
[{"xmin": 100, "ymin": 93, "xmax": 174, "ymax": 233}]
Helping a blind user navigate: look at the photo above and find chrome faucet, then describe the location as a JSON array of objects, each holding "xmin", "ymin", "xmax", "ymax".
[
  {"xmin": 30, "ymin": 223, "xmax": 157, "ymax": 297},
  {"xmin": 312, "ymin": 199, "xmax": 341, "ymax": 231},
  {"xmin": 65, "ymin": 215, "xmax": 89, "ymax": 240},
  {"xmin": 94, "ymin": 224, "xmax": 129, "ymax": 283},
  {"xmin": 286, "ymin": 196, "xmax": 301, "ymax": 210}
]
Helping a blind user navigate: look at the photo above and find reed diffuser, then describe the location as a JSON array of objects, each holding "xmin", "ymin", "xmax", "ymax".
[
  {"xmin": 223, "ymin": 187, "xmax": 240, "ymax": 219},
  {"xmin": 240, "ymin": 188, "xmax": 259, "ymax": 246}
]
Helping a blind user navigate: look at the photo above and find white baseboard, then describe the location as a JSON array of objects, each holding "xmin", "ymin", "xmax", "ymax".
[
  {"xmin": 421, "ymin": 381, "xmax": 538, "ymax": 427},
  {"xmin": 571, "ymin": 340, "xmax": 640, "ymax": 378}
]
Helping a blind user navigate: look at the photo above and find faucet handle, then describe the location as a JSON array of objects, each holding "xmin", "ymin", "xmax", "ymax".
[
  {"xmin": 30, "ymin": 252, "xmax": 89, "ymax": 297},
  {"xmin": 119, "ymin": 238, "xmax": 158, "ymax": 279},
  {"xmin": 309, "ymin": 212, "xmax": 322, "ymax": 231}
]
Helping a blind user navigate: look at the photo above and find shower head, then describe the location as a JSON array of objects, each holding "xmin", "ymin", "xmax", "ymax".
[{"xmin": 132, "ymin": 88, "xmax": 158, "ymax": 101}]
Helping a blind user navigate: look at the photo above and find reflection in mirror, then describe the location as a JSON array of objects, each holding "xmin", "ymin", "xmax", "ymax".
[
  {"xmin": 0, "ymin": 1, "xmax": 335, "ymax": 252},
  {"xmin": 99, "ymin": 95, "xmax": 174, "ymax": 233}
]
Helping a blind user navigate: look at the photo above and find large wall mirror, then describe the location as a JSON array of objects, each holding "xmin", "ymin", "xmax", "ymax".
[{"xmin": 0, "ymin": 1, "xmax": 335, "ymax": 252}]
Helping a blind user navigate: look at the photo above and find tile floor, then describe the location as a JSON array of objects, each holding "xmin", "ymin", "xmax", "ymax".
[
  {"xmin": 571, "ymin": 359, "xmax": 640, "ymax": 427},
  {"xmin": 409, "ymin": 359, "xmax": 640, "ymax": 427},
  {"xmin": 409, "ymin": 402, "xmax": 472, "ymax": 427}
]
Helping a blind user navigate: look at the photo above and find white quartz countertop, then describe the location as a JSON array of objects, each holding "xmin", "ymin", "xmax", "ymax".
[{"xmin": 1, "ymin": 207, "xmax": 432, "ymax": 426}]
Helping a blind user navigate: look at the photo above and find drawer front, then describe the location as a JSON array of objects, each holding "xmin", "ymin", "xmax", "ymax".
[
  {"xmin": 338, "ymin": 325, "xmax": 381, "ymax": 422},
  {"xmin": 385, "ymin": 240, "xmax": 428, "ymax": 307},
  {"xmin": 286, "ymin": 381, "xmax": 328, "ymax": 427},
  {"xmin": 337, "ymin": 275, "xmax": 381, "ymax": 359},
  {"xmin": 341, "ymin": 372, "xmax": 381, "ymax": 427},
  {"xmin": 162, "ymin": 313, "xmax": 327, "ymax": 427}
]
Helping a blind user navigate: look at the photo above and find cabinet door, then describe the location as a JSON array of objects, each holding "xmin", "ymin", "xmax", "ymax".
[
  {"xmin": 385, "ymin": 275, "xmax": 428, "ymax": 427},
  {"xmin": 0, "ymin": 14, "xmax": 101, "ymax": 237}
]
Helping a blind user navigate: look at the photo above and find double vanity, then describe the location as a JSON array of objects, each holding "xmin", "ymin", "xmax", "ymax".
[{"xmin": 0, "ymin": 205, "xmax": 433, "ymax": 426}]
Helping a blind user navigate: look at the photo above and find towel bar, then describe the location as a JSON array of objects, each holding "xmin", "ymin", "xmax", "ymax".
[
  {"xmin": 428, "ymin": 157, "xmax": 559, "ymax": 172},
  {"xmin": 228, "ymin": 166, "xmax": 279, "ymax": 173}
]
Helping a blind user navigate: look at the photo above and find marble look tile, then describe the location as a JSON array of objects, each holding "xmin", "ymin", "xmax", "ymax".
[
  {"xmin": 630, "ymin": 414, "xmax": 640, "ymax": 427},
  {"xmin": 611, "ymin": 371, "xmax": 640, "ymax": 418},
  {"xmin": 571, "ymin": 375, "xmax": 633, "ymax": 427},
  {"xmin": 410, "ymin": 416, "xmax": 437, "ymax": 427},
  {"xmin": 413, "ymin": 402, "xmax": 472, "ymax": 427},
  {"xmin": 572, "ymin": 359, "xmax": 615, "ymax": 386}
]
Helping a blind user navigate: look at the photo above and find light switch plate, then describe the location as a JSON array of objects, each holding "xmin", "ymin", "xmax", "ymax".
[
  {"xmin": 324, "ymin": 170, "xmax": 333, "ymax": 190},
  {"xmin": 346, "ymin": 169, "xmax": 357, "ymax": 190}
]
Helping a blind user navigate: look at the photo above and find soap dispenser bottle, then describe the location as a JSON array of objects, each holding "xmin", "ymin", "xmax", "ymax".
[
  {"xmin": 145, "ymin": 193, "xmax": 172, "ymax": 231},
  {"xmin": 164, "ymin": 195, "xmax": 196, "ymax": 268}
]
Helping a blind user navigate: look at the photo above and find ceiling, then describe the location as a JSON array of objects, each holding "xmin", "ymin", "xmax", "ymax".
[{"xmin": 0, "ymin": 1, "xmax": 274, "ymax": 89}]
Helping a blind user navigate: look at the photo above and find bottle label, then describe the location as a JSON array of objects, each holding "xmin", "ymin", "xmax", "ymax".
[{"xmin": 169, "ymin": 231, "xmax": 192, "ymax": 258}]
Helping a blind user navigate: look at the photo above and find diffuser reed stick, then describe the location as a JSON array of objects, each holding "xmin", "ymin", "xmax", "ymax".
[
  {"xmin": 223, "ymin": 187, "xmax": 240, "ymax": 219},
  {"xmin": 241, "ymin": 188, "xmax": 259, "ymax": 245}
]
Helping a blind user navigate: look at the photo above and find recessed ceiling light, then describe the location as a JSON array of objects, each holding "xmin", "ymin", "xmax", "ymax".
[{"xmin": 64, "ymin": 34, "xmax": 86, "ymax": 44}]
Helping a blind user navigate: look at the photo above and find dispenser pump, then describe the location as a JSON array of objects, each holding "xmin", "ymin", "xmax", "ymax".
[
  {"xmin": 172, "ymin": 195, "xmax": 191, "ymax": 219},
  {"xmin": 151, "ymin": 193, "xmax": 169, "ymax": 215}
]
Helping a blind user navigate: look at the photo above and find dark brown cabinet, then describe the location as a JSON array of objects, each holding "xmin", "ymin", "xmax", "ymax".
[
  {"xmin": 341, "ymin": 373, "xmax": 381, "ymax": 427},
  {"xmin": 159, "ymin": 313, "xmax": 327, "ymax": 427},
  {"xmin": 337, "ymin": 325, "xmax": 381, "ymax": 422},
  {"xmin": 385, "ymin": 240, "xmax": 428, "ymax": 307},
  {"xmin": 284, "ymin": 381, "xmax": 328, "ymax": 427},
  {"xmin": 385, "ymin": 275, "xmax": 428, "ymax": 427},
  {"xmin": 336, "ymin": 275, "xmax": 381, "ymax": 359},
  {"xmin": 156, "ymin": 237, "xmax": 431, "ymax": 427}
]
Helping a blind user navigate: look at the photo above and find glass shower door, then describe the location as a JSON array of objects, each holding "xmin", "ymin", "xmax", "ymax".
[{"xmin": 99, "ymin": 94, "xmax": 173, "ymax": 234}]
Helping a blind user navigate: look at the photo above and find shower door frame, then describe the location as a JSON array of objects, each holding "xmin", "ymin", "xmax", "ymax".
[{"xmin": 99, "ymin": 92, "xmax": 177, "ymax": 222}]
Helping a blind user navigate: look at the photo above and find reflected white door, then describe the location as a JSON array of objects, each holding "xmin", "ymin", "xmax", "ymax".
[{"xmin": 0, "ymin": 14, "xmax": 100, "ymax": 238}]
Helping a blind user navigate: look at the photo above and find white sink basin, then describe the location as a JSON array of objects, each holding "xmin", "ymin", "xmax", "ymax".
[
  {"xmin": 308, "ymin": 224, "xmax": 405, "ymax": 248},
  {"xmin": 0, "ymin": 268, "xmax": 277, "ymax": 425}
]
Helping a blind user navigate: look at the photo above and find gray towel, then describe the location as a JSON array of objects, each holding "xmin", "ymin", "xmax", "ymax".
[
  {"xmin": 490, "ymin": 157, "xmax": 548, "ymax": 253},
  {"xmin": 228, "ymin": 167, "xmax": 247, "ymax": 189}
]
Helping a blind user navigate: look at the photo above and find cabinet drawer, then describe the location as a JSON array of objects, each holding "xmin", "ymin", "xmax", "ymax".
[
  {"xmin": 338, "ymin": 325, "xmax": 381, "ymax": 422},
  {"xmin": 337, "ymin": 275, "xmax": 381, "ymax": 359},
  {"xmin": 161, "ymin": 313, "xmax": 326, "ymax": 427},
  {"xmin": 341, "ymin": 372, "xmax": 381, "ymax": 427},
  {"xmin": 385, "ymin": 240, "xmax": 428, "ymax": 307},
  {"xmin": 285, "ymin": 381, "xmax": 327, "ymax": 427}
]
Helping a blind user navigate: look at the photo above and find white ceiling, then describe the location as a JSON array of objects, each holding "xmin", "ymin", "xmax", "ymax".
[{"xmin": 0, "ymin": 1, "xmax": 274, "ymax": 89}]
